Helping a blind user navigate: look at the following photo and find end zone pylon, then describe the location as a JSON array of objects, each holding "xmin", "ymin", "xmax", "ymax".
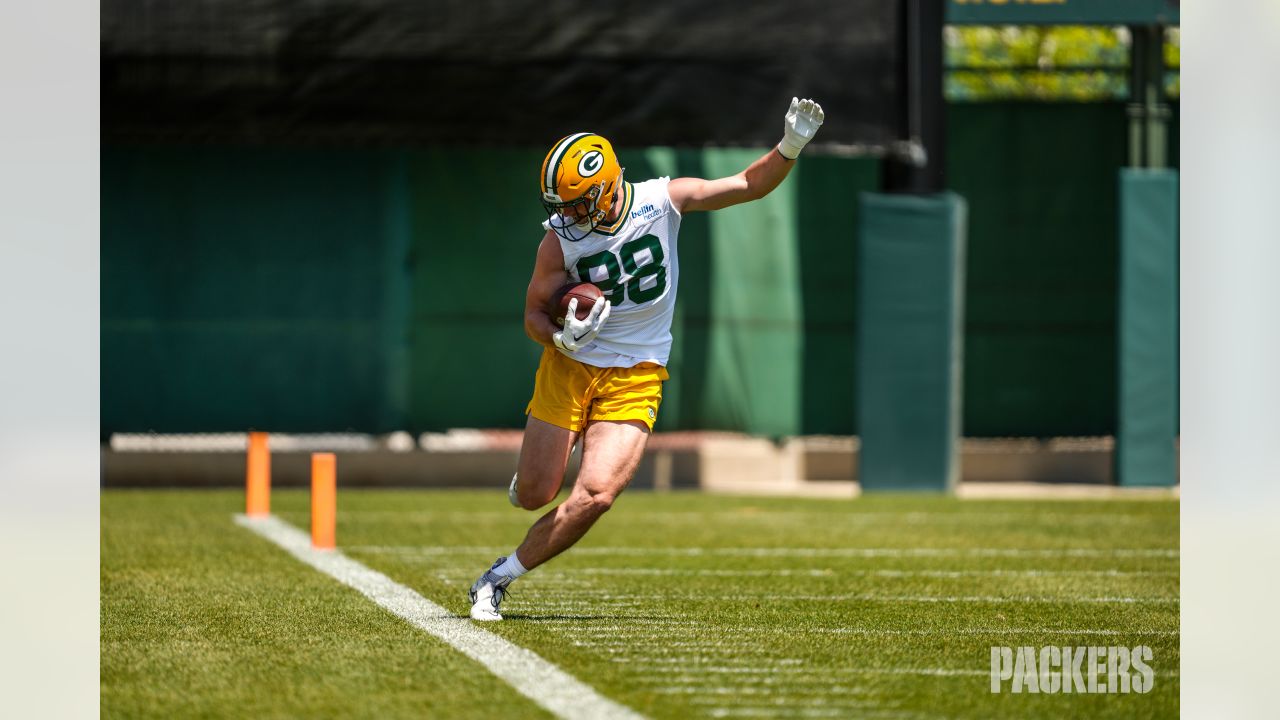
[
  {"xmin": 311, "ymin": 452, "xmax": 337, "ymax": 549},
  {"xmin": 245, "ymin": 431, "xmax": 271, "ymax": 516}
]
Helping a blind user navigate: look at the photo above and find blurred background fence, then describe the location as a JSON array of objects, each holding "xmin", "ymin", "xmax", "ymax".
[
  {"xmin": 101, "ymin": 1, "xmax": 1179, "ymax": 469},
  {"xmin": 102, "ymin": 102, "xmax": 1177, "ymax": 438}
]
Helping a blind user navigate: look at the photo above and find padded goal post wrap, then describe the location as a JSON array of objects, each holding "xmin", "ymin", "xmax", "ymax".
[
  {"xmin": 856, "ymin": 193, "xmax": 967, "ymax": 492},
  {"xmin": 1116, "ymin": 169, "xmax": 1179, "ymax": 487}
]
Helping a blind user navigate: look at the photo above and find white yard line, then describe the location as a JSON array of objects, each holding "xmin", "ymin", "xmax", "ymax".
[
  {"xmin": 348, "ymin": 545, "xmax": 1179, "ymax": 559},
  {"xmin": 426, "ymin": 567, "xmax": 1176, "ymax": 580},
  {"xmin": 642, "ymin": 676, "xmax": 875, "ymax": 688},
  {"xmin": 705, "ymin": 709, "xmax": 857, "ymax": 719},
  {"xmin": 815, "ymin": 627, "xmax": 1181, "ymax": 636},
  {"xmin": 541, "ymin": 593, "xmax": 1178, "ymax": 605},
  {"xmin": 333, "ymin": 510, "xmax": 1171, "ymax": 524},
  {"xmin": 565, "ymin": 567, "xmax": 1175, "ymax": 578},
  {"xmin": 587, "ymin": 627, "xmax": 1179, "ymax": 638},
  {"xmin": 870, "ymin": 568, "xmax": 1177, "ymax": 578},
  {"xmin": 233, "ymin": 514, "xmax": 645, "ymax": 720},
  {"xmin": 653, "ymin": 686, "xmax": 868, "ymax": 697}
]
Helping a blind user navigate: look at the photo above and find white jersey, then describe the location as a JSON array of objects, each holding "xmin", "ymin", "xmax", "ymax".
[{"xmin": 547, "ymin": 177, "xmax": 681, "ymax": 368}]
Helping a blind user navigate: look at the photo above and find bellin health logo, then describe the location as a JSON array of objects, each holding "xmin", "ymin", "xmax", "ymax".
[{"xmin": 990, "ymin": 645, "xmax": 1155, "ymax": 694}]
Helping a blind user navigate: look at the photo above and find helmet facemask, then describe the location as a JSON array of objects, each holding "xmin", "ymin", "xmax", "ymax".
[{"xmin": 541, "ymin": 169, "xmax": 623, "ymax": 242}]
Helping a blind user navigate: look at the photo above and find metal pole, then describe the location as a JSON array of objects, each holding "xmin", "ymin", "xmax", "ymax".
[
  {"xmin": 882, "ymin": 0, "xmax": 945, "ymax": 193},
  {"xmin": 1127, "ymin": 25, "xmax": 1147, "ymax": 168},
  {"xmin": 1128, "ymin": 24, "xmax": 1170, "ymax": 170},
  {"xmin": 1145, "ymin": 25, "xmax": 1169, "ymax": 169}
]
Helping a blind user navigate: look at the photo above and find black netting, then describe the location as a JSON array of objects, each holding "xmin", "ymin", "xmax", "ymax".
[{"xmin": 102, "ymin": 0, "xmax": 901, "ymax": 147}]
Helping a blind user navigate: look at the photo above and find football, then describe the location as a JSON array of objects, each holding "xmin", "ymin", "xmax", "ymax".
[{"xmin": 549, "ymin": 282, "xmax": 603, "ymax": 327}]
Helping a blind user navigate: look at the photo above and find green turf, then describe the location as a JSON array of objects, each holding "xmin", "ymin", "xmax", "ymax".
[{"xmin": 103, "ymin": 489, "xmax": 1178, "ymax": 719}]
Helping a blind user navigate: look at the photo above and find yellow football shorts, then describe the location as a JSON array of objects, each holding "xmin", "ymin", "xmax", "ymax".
[{"xmin": 525, "ymin": 347, "xmax": 669, "ymax": 432}]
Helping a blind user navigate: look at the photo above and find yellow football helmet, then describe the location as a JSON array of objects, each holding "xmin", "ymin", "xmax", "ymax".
[{"xmin": 539, "ymin": 133, "xmax": 624, "ymax": 241}]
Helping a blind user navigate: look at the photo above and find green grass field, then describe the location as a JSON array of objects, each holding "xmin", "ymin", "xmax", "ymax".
[{"xmin": 102, "ymin": 489, "xmax": 1178, "ymax": 719}]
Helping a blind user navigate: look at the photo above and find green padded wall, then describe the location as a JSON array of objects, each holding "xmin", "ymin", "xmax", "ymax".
[
  {"xmin": 856, "ymin": 193, "xmax": 968, "ymax": 491},
  {"xmin": 397, "ymin": 147, "xmax": 876, "ymax": 436},
  {"xmin": 401, "ymin": 146, "xmax": 725, "ymax": 432},
  {"xmin": 101, "ymin": 146, "xmax": 412, "ymax": 434},
  {"xmin": 102, "ymin": 103, "xmax": 1171, "ymax": 437},
  {"xmin": 797, "ymin": 157, "xmax": 881, "ymax": 435},
  {"xmin": 1116, "ymin": 169, "xmax": 1178, "ymax": 486},
  {"xmin": 405, "ymin": 148, "xmax": 548, "ymax": 431},
  {"xmin": 102, "ymin": 144, "xmax": 884, "ymax": 436},
  {"xmin": 700, "ymin": 149, "xmax": 803, "ymax": 436},
  {"xmin": 948, "ymin": 103, "xmax": 1127, "ymax": 437}
]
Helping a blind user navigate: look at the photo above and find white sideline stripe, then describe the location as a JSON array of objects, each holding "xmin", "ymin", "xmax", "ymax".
[
  {"xmin": 233, "ymin": 514, "xmax": 645, "ymax": 720},
  {"xmin": 349, "ymin": 545, "xmax": 1179, "ymax": 559}
]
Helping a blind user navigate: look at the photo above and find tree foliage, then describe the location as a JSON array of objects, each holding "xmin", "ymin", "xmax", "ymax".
[{"xmin": 945, "ymin": 25, "xmax": 1180, "ymax": 101}]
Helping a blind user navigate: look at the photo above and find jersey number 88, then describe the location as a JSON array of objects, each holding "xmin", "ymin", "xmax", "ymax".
[{"xmin": 574, "ymin": 234, "xmax": 667, "ymax": 307}]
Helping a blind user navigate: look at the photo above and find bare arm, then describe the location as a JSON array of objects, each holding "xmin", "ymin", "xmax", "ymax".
[
  {"xmin": 667, "ymin": 148, "xmax": 796, "ymax": 214},
  {"xmin": 668, "ymin": 98, "xmax": 824, "ymax": 214},
  {"xmin": 524, "ymin": 230, "xmax": 569, "ymax": 347}
]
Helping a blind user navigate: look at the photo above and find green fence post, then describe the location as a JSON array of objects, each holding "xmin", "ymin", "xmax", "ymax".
[
  {"xmin": 1116, "ymin": 169, "xmax": 1178, "ymax": 486},
  {"xmin": 856, "ymin": 193, "xmax": 967, "ymax": 492}
]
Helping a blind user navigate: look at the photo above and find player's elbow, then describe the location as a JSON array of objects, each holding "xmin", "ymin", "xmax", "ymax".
[
  {"xmin": 738, "ymin": 175, "xmax": 769, "ymax": 202},
  {"xmin": 524, "ymin": 311, "xmax": 547, "ymax": 345}
]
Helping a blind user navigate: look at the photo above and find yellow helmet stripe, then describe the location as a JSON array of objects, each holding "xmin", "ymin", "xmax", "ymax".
[{"xmin": 545, "ymin": 132, "xmax": 592, "ymax": 193}]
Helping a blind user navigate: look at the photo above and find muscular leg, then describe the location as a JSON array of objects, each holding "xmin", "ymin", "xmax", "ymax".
[
  {"xmin": 512, "ymin": 419, "xmax": 650, "ymax": 571},
  {"xmin": 513, "ymin": 416, "xmax": 579, "ymax": 510}
]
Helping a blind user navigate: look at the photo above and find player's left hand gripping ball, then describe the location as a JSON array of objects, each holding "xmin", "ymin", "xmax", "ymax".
[
  {"xmin": 553, "ymin": 297, "xmax": 612, "ymax": 352},
  {"xmin": 778, "ymin": 98, "xmax": 825, "ymax": 160}
]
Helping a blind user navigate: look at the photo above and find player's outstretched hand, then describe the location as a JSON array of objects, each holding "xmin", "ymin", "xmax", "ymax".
[
  {"xmin": 779, "ymin": 97, "xmax": 825, "ymax": 160},
  {"xmin": 553, "ymin": 297, "xmax": 612, "ymax": 352}
]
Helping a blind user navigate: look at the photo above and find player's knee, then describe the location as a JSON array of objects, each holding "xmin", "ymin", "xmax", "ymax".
[
  {"xmin": 567, "ymin": 486, "xmax": 614, "ymax": 519},
  {"xmin": 585, "ymin": 489, "xmax": 616, "ymax": 516}
]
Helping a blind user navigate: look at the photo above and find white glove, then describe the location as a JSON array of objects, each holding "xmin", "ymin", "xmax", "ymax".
[
  {"xmin": 778, "ymin": 97, "xmax": 825, "ymax": 160},
  {"xmin": 553, "ymin": 297, "xmax": 611, "ymax": 352}
]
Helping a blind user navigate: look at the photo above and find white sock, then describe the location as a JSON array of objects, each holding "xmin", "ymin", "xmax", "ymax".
[{"xmin": 494, "ymin": 552, "xmax": 528, "ymax": 580}]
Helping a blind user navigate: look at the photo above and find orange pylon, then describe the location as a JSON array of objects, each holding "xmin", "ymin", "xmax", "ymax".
[
  {"xmin": 246, "ymin": 431, "xmax": 271, "ymax": 517},
  {"xmin": 311, "ymin": 453, "xmax": 337, "ymax": 549}
]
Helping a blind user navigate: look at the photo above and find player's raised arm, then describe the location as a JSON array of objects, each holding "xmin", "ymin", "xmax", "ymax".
[
  {"xmin": 523, "ymin": 230, "xmax": 570, "ymax": 348},
  {"xmin": 668, "ymin": 97, "xmax": 825, "ymax": 214}
]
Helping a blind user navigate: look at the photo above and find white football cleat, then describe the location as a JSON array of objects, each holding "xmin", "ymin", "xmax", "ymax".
[{"xmin": 468, "ymin": 557, "xmax": 513, "ymax": 621}]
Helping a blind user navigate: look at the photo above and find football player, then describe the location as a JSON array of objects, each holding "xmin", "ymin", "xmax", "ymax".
[{"xmin": 469, "ymin": 98, "xmax": 825, "ymax": 620}]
